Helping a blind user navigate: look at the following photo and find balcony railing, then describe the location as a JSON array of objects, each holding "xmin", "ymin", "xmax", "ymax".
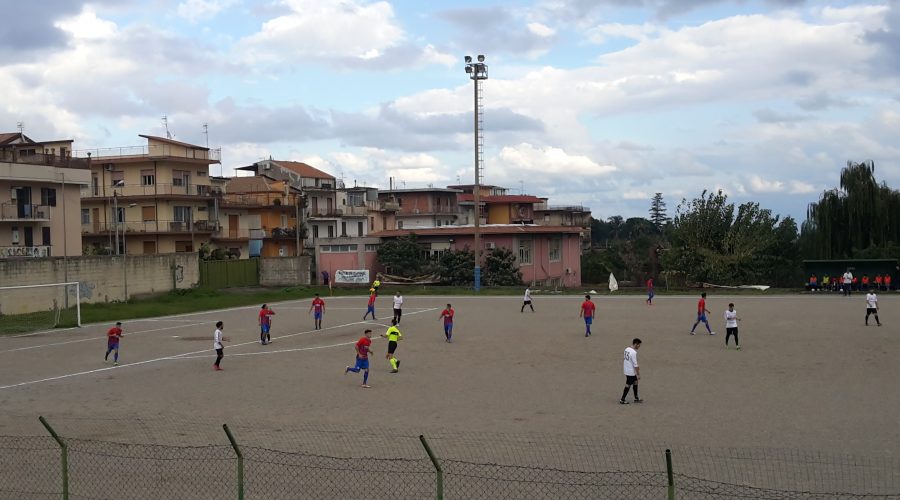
[
  {"xmin": 342, "ymin": 205, "xmax": 368, "ymax": 216},
  {"xmin": 212, "ymin": 227, "xmax": 299, "ymax": 239},
  {"xmin": 0, "ymin": 204, "xmax": 51, "ymax": 221},
  {"xmin": 399, "ymin": 206, "xmax": 461, "ymax": 215},
  {"xmin": 534, "ymin": 203, "xmax": 588, "ymax": 212},
  {"xmin": 82, "ymin": 219, "xmax": 218, "ymax": 234},
  {"xmin": 308, "ymin": 209, "xmax": 343, "ymax": 218},
  {"xmin": 0, "ymin": 150, "xmax": 91, "ymax": 169},
  {"xmin": 0, "ymin": 245, "xmax": 51, "ymax": 258},
  {"xmin": 82, "ymin": 183, "xmax": 213, "ymax": 198},
  {"xmin": 219, "ymin": 193, "xmax": 297, "ymax": 207},
  {"xmin": 72, "ymin": 145, "xmax": 221, "ymax": 162}
]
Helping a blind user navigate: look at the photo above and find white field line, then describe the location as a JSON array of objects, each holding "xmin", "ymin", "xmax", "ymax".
[
  {"xmin": 0, "ymin": 323, "xmax": 207, "ymax": 355},
  {"xmin": 0, "ymin": 308, "xmax": 437, "ymax": 391}
]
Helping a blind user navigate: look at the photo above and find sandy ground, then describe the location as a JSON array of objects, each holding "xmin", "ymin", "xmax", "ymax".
[{"xmin": 0, "ymin": 292, "xmax": 898, "ymax": 459}]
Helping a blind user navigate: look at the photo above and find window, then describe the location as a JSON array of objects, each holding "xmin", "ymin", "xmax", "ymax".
[
  {"xmin": 365, "ymin": 244, "xmax": 378, "ymax": 252},
  {"xmin": 172, "ymin": 171, "xmax": 185, "ymax": 186},
  {"xmin": 111, "ymin": 206, "xmax": 125, "ymax": 223},
  {"xmin": 42, "ymin": 226, "xmax": 51, "ymax": 246},
  {"xmin": 327, "ymin": 225, "xmax": 334, "ymax": 238},
  {"xmin": 518, "ymin": 239, "xmax": 533, "ymax": 265},
  {"xmin": 358, "ymin": 221, "xmax": 364, "ymax": 236},
  {"xmin": 41, "ymin": 188, "xmax": 57, "ymax": 207},
  {"xmin": 81, "ymin": 209, "xmax": 90, "ymax": 224},
  {"xmin": 397, "ymin": 220, "xmax": 403, "ymax": 229},
  {"xmin": 175, "ymin": 241, "xmax": 193, "ymax": 252},
  {"xmin": 321, "ymin": 244, "xmax": 358, "ymax": 253},
  {"xmin": 549, "ymin": 238, "xmax": 561, "ymax": 262},
  {"xmin": 370, "ymin": 217, "xmax": 375, "ymax": 231},
  {"xmin": 173, "ymin": 206, "xmax": 192, "ymax": 222},
  {"xmin": 397, "ymin": 197, "xmax": 403, "ymax": 207},
  {"xmin": 141, "ymin": 170, "xmax": 155, "ymax": 186},
  {"xmin": 341, "ymin": 222, "xmax": 347, "ymax": 236},
  {"xmin": 196, "ymin": 170, "xmax": 207, "ymax": 177},
  {"xmin": 142, "ymin": 206, "xmax": 156, "ymax": 222},
  {"xmin": 436, "ymin": 220, "xmax": 442, "ymax": 227},
  {"xmin": 313, "ymin": 226, "xmax": 319, "ymax": 238},
  {"xmin": 110, "ymin": 171, "xmax": 124, "ymax": 187}
]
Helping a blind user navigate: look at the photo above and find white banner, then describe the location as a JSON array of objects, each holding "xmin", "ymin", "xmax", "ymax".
[{"xmin": 334, "ymin": 270, "xmax": 370, "ymax": 284}]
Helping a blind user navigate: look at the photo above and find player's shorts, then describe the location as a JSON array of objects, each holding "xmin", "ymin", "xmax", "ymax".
[
  {"xmin": 584, "ymin": 316, "xmax": 593, "ymax": 325},
  {"xmin": 444, "ymin": 323, "xmax": 453, "ymax": 333},
  {"xmin": 648, "ymin": 291, "xmax": 655, "ymax": 298},
  {"xmin": 366, "ymin": 305, "xmax": 375, "ymax": 313},
  {"xmin": 523, "ymin": 300, "xmax": 532, "ymax": 305},
  {"xmin": 107, "ymin": 341, "xmax": 119, "ymax": 348},
  {"xmin": 726, "ymin": 327, "xmax": 738, "ymax": 336},
  {"xmin": 314, "ymin": 311, "xmax": 323, "ymax": 320},
  {"xmin": 354, "ymin": 357, "xmax": 369, "ymax": 370},
  {"xmin": 697, "ymin": 314, "xmax": 707, "ymax": 322},
  {"xmin": 387, "ymin": 340, "xmax": 398, "ymax": 354},
  {"xmin": 261, "ymin": 324, "xmax": 270, "ymax": 334},
  {"xmin": 626, "ymin": 375, "xmax": 638, "ymax": 385},
  {"xmin": 867, "ymin": 307, "xmax": 877, "ymax": 314}
]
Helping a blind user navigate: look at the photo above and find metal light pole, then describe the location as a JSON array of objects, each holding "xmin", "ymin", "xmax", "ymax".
[
  {"xmin": 113, "ymin": 192, "xmax": 119, "ymax": 255},
  {"xmin": 465, "ymin": 54, "xmax": 487, "ymax": 291}
]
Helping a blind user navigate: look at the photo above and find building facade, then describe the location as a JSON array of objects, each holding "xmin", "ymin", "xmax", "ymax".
[
  {"xmin": 77, "ymin": 135, "xmax": 220, "ymax": 255},
  {"xmin": 0, "ymin": 133, "xmax": 91, "ymax": 258}
]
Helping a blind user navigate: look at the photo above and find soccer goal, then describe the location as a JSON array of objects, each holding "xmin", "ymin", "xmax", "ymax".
[{"xmin": 0, "ymin": 282, "xmax": 81, "ymax": 335}]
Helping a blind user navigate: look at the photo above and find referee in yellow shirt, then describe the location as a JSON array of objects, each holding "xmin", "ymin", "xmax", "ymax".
[{"xmin": 382, "ymin": 319, "xmax": 402, "ymax": 373}]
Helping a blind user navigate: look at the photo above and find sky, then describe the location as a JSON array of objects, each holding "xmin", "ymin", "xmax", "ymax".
[{"xmin": 2, "ymin": 0, "xmax": 899, "ymax": 222}]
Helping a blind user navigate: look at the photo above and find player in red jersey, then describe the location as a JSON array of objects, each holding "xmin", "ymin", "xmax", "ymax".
[
  {"xmin": 104, "ymin": 321, "xmax": 123, "ymax": 366},
  {"xmin": 363, "ymin": 291, "xmax": 377, "ymax": 320},
  {"xmin": 646, "ymin": 277, "xmax": 655, "ymax": 305},
  {"xmin": 439, "ymin": 304, "xmax": 454, "ymax": 342},
  {"xmin": 309, "ymin": 293, "xmax": 325, "ymax": 330},
  {"xmin": 345, "ymin": 329, "xmax": 374, "ymax": 388},
  {"xmin": 690, "ymin": 292, "xmax": 715, "ymax": 335},
  {"xmin": 258, "ymin": 304, "xmax": 275, "ymax": 345},
  {"xmin": 579, "ymin": 295, "xmax": 596, "ymax": 337}
]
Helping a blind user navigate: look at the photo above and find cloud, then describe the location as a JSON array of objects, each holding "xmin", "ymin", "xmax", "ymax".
[
  {"xmin": 494, "ymin": 143, "xmax": 616, "ymax": 176},
  {"xmin": 437, "ymin": 6, "xmax": 559, "ymax": 57},
  {"xmin": 748, "ymin": 174, "xmax": 785, "ymax": 193},
  {"xmin": 177, "ymin": 0, "xmax": 239, "ymax": 23},
  {"xmin": 753, "ymin": 108, "xmax": 810, "ymax": 124}
]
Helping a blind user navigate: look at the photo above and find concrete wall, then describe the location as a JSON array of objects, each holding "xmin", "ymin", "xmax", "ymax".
[
  {"xmin": 259, "ymin": 256, "xmax": 312, "ymax": 286},
  {"xmin": 0, "ymin": 253, "xmax": 198, "ymax": 315}
]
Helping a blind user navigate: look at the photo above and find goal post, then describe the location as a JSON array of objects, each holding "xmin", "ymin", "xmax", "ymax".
[{"xmin": 0, "ymin": 282, "xmax": 81, "ymax": 334}]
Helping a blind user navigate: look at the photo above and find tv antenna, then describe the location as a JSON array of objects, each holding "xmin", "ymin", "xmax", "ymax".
[{"xmin": 162, "ymin": 116, "xmax": 172, "ymax": 139}]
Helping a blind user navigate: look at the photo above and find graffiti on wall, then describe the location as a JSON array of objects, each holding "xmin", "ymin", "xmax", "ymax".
[
  {"xmin": 173, "ymin": 265, "xmax": 184, "ymax": 283},
  {"xmin": 67, "ymin": 281, "xmax": 96, "ymax": 300}
]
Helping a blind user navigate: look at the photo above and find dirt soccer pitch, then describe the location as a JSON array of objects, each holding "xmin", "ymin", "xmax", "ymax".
[{"xmin": 0, "ymin": 292, "xmax": 898, "ymax": 458}]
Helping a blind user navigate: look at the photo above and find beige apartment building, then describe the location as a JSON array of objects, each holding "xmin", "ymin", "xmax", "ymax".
[
  {"xmin": 0, "ymin": 133, "xmax": 90, "ymax": 258},
  {"xmin": 78, "ymin": 135, "xmax": 220, "ymax": 255}
]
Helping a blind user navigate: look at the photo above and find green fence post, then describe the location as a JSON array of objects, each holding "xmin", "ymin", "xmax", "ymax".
[
  {"xmin": 38, "ymin": 416, "xmax": 68, "ymax": 500},
  {"xmin": 223, "ymin": 424, "xmax": 244, "ymax": 500},
  {"xmin": 419, "ymin": 435, "xmax": 443, "ymax": 500},
  {"xmin": 665, "ymin": 448, "xmax": 675, "ymax": 500}
]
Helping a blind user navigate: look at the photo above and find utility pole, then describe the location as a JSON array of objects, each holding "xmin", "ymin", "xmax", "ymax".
[{"xmin": 464, "ymin": 55, "xmax": 488, "ymax": 291}]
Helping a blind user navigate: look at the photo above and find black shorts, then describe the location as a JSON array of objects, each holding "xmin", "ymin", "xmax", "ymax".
[
  {"xmin": 867, "ymin": 308, "xmax": 877, "ymax": 314},
  {"xmin": 625, "ymin": 375, "xmax": 638, "ymax": 385},
  {"xmin": 523, "ymin": 300, "xmax": 532, "ymax": 305},
  {"xmin": 726, "ymin": 327, "xmax": 738, "ymax": 336},
  {"xmin": 387, "ymin": 340, "xmax": 398, "ymax": 354}
]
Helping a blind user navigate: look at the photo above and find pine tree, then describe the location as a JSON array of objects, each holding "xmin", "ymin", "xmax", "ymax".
[{"xmin": 649, "ymin": 193, "xmax": 668, "ymax": 229}]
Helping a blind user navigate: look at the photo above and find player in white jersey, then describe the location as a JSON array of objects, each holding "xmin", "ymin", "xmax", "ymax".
[
  {"xmin": 865, "ymin": 290, "xmax": 882, "ymax": 327},
  {"xmin": 619, "ymin": 339, "xmax": 643, "ymax": 405},
  {"xmin": 392, "ymin": 292, "xmax": 404, "ymax": 324},
  {"xmin": 724, "ymin": 303, "xmax": 741, "ymax": 350},
  {"xmin": 521, "ymin": 287, "xmax": 534, "ymax": 312}
]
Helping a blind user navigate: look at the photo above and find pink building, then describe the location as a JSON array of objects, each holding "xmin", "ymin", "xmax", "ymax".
[{"xmin": 316, "ymin": 225, "xmax": 583, "ymax": 288}]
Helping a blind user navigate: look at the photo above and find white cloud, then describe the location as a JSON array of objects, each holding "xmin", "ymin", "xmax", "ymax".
[
  {"xmin": 55, "ymin": 8, "xmax": 118, "ymax": 39},
  {"xmin": 527, "ymin": 22, "xmax": 556, "ymax": 38},
  {"xmin": 622, "ymin": 190, "xmax": 649, "ymax": 200},
  {"xmin": 789, "ymin": 181, "xmax": 816, "ymax": 194},
  {"xmin": 237, "ymin": 0, "xmax": 404, "ymax": 63},
  {"xmin": 493, "ymin": 143, "xmax": 616, "ymax": 176},
  {"xmin": 177, "ymin": 0, "xmax": 239, "ymax": 23},
  {"xmin": 748, "ymin": 174, "xmax": 785, "ymax": 193}
]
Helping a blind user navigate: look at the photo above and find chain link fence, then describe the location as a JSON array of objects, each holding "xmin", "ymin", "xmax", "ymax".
[{"xmin": 0, "ymin": 417, "xmax": 897, "ymax": 499}]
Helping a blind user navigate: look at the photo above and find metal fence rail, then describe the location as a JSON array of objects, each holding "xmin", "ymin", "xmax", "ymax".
[{"xmin": 0, "ymin": 417, "xmax": 897, "ymax": 499}]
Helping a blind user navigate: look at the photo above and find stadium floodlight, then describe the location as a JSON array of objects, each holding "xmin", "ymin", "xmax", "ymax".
[{"xmin": 464, "ymin": 54, "xmax": 488, "ymax": 291}]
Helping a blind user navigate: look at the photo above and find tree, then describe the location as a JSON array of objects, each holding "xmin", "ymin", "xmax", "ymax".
[
  {"xmin": 376, "ymin": 235, "xmax": 425, "ymax": 277},
  {"xmin": 482, "ymin": 247, "xmax": 523, "ymax": 286},
  {"xmin": 432, "ymin": 248, "xmax": 474, "ymax": 286},
  {"xmin": 649, "ymin": 193, "xmax": 669, "ymax": 229},
  {"xmin": 801, "ymin": 161, "xmax": 900, "ymax": 259}
]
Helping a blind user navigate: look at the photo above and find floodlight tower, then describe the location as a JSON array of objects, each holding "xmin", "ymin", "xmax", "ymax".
[{"xmin": 465, "ymin": 54, "xmax": 488, "ymax": 291}]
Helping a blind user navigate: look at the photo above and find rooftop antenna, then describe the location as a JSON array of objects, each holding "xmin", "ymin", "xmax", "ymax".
[
  {"xmin": 456, "ymin": 175, "xmax": 461, "ymax": 184},
  {"xmin": 203, "ymin": 123, "xmax": 209, "ymax": 147},
  {"xmin": 162, "ymin": 116, "xmax": 172, "ymax": 139},
  {"xmin": 16, "ymin": 122, "xmax": 24, "ymax": 137}
]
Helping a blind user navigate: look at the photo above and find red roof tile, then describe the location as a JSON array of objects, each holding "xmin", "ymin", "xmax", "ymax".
[{"xmin": 274, "ymin": 161, "xmax": 335, "ymax": 179}]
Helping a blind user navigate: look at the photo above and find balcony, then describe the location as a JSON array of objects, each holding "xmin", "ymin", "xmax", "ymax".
[
  {"xmin": 0, "ymin": 150, "xmax": 90, "ymax": 169},
  {"xmin": 0, "ymin": 245, "xmax": 51, "ymax": 258},
  {"xmin": 308, "ymin": 208, "xmax": 342, "ymax": 219},
  {"xmin": 218, "ymin": 193, "xmax": 297, "ymax": 208},
  {"xmin": 0, "ymin": 204, "xmax": 51, "ymax": 221},
  {"xmin": 73, "ymin": 145, "xmax": 221, "ymax": 162},
  {"xmin": 342, "ymin": 205, "xmax": 368, "ymax": 216},
  {"xmin": 380, "ymin": 201, "xmax": 400, "ymax": 211},
  {"xmin": 398, "ymin": 206, "xmax": 461, "ymax": 216},
  {"xmin": 82, "ymin": 183, "xmax": 214, "ymax": 199},
  {"xmin": 81, "ymin": 219, "xmax": 218, "ymax": 235},
  {"xmin": 534, "ymin": 203, "xmax": 588, "ymax": 212}
]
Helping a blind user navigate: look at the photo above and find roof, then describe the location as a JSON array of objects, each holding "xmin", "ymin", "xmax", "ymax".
[
  {"xmin": 139, "ymin": 134, "xmax": 209, "ymax": 151},
  {"xmin": 226, "ymin": 176, "xmax": 284, "ymax": 194},
  {"xmin": 369, "ymin": 225, "xmax": 583, "ymax": 238},
  {"xmin": 379, "ymin": 188, "xmax": 463, "ymax": 194},
  {"xmin": 273, "ymin": 160, "xmax": 335, "ymax": 179},
  {"xmin": 458, "ymin": 194, "xmax": 545, "ymax": 204},
  {"xmin": 0, "ymin": 133, "xmax": 29, "ymax": 146}
]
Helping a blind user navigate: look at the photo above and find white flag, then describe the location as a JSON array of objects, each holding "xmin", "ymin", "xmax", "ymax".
[{"xmin": 608, "ymin": 273, "xmax": 619, "ymax": 293}]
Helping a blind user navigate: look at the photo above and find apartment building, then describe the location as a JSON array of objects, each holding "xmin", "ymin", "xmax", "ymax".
[
  {"xmin": 78, "ymin": 135, "xmax": 220, "ymax": 255},
  {"xmin": 376, "ymin": 188, "xmax": 462, "ymax": 229},
  {"xmin": 0, "ymin": 133, "xmax": 91, "ymax": 258},
  {"xmin": 213, "ymin": 175, "xmax": 303, "ymax": 258},
  {"xmin": 533, "ymin": 202, "xmax": 592, "ymax": 250}
]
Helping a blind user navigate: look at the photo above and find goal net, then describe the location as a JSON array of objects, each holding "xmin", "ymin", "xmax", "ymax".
[{"xmin": 0, "ymin": 282, "xmax": 81, "ymax": 335}]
